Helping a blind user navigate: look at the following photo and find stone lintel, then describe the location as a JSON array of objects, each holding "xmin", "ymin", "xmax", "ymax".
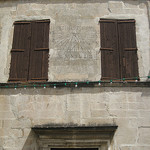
[{"xmin": 32, "ymin": 125, "xmax": 118, "ymax": 137}]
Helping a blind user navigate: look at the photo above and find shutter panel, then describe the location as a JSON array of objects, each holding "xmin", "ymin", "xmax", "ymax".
[
  {"xmin": 9, "ymin": 22, "xmax": 31, "ymax": 82},
  {"xmin": 100, "ymin": 19, "xmax": 120, "ymax": 80},
  {"xmin": 118, "ymin": 20, "xmax": 139, "ymax": 79},
  {"xmin": 28, "ymin": 20, "xmax": 50, "ymax": 81}
]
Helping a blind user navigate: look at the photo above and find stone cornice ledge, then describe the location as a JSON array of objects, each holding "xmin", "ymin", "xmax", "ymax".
[
  {"xmin": 0, "ymin": 81, "xmax": 150, "ymax": 88},
  {"xmin": 32, "ymin": 125, "xmax": 118, "ymax": 135}
]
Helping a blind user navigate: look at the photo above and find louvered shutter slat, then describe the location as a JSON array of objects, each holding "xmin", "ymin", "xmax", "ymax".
[
  {"xmin": 28, "ymin": 20, "xmax": 50, "ymax": 81},
  {"xmin": 118, "ymin": 20, "xmax": 139, "ymax": 79},
  {"xmin": 100, "ymin": 20, "xmax": 120, "ymax": 80},
  {"xmin": 9, "ymin": 23, "xmax": 30, "ymax": 82}
]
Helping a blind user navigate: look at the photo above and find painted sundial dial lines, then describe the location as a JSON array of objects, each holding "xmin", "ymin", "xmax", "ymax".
[{"xmin": 53, "ymin": 25, "xmax": 97, "ymax": 60}]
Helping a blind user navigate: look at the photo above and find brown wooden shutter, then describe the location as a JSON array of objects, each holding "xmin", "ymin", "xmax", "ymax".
[
  {"xmin": 100, "ymin": 19, "xmax": 120, "ymax": 80},
  {"xmin": 118, "ymin": 20, "xmax": 139, "ymax": 79},
  {"xmin": 9, "ymin": 22, "xmax": 31, "ymax": 82},
  {"xmin": 28, "ymin": 20, "xmax": 50, "ymax": 81}
]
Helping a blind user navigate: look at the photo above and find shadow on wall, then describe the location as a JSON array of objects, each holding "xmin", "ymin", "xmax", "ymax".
[
  {"xmin": 22, "ymin": 130, "xmax": 39, "ymax": 150},
  {"xmin": 0, "ymin": 86, "xmax": 150, "ymax": 97},
  {"xmin": 0, "ymin": 0, "xmax": 148, "ymax": 7},
  {"xmin": 0, "ymin": 0, "xmax": 112, "ymax": 7}
]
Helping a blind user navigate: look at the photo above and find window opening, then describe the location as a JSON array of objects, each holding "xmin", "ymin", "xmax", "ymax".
[
  {"xmin": 9, "ymin": 19, "xmax": 50, "ymax": 82},
  {"xmin": 100, "ymin": 19, "xmax": 139, "ymax": 80}
]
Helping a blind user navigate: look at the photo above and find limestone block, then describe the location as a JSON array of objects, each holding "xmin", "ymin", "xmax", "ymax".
[
  {"xmin": 0, "ymin": 120, "xmax": 2, "ymax": 128},
  {"xmin": 135, "ymin": 92, "xmax": 143, "ymax": 103},
  {"xmin": 114, "ymin": 118, "xmax": 138, "ymax": 128},
  {"xmin": 15, "ymin": 138, "xmax": 28, "ymax": 148},
  {"xmin": 23, "ymin": 128, "xmax": 31, "ymax": 137},
  {"xmin": 80, "ymin": 99, "xmax": 91, "ymax": 118},
  {"xmin": 139, "ymin": 111, "xmax": 150, "ymax": 118},
  {"xmin": 29, "ymin": 3, "xmax": 45, "ymax": 10},
  {"xmin": 81, "ymin": 118, "xmax": 114, "ymax": 125},
  {"xmin": 0, "ymin": 22, "xmax": 2, "ymax": 39},
  {"xmin": 3, "ymin": 120, "xmax": 13, "ymax": 128},
  {"xmin": 91, "ymin": 102, "xmax": 106, "ymax": 110},
  {"xmin": 11, "ymin": 119, "xmax": 31, "ymax": 129},
  {"xmin": 138, "ymin": 127, "xmax": 150, "ymax": 144},
  {"xmin": 139, "ymin": 2, "xmax": 147, "ymax": 9},
  {"xmin": 16, "ymin": 3, "xmax": 30, "ymax": 15},
  {"xmin": 120, "ymin": 146, "xmax": 131, "ymax": 150},
  {"xmin": 39, "ymin": 96, "xmax": 50, "ymax": 110},
  {"xmin": 107, "ymin": 92, "xmax": 127, "ymax": 103},
  {"xmin": 0, "ymin": 137, "xmax": 4, "ymax": 147},
  {"xmin": 128, "ymin": 103, "xmax": 147, "ymax": 110},
  {"xmin": 0, "ymin": 111, "xmax": 15, "ymax": 119},
  {"xmin": 3, "ymin": 137, "xmax": 15, "ymax": 148},
  {"xmin": 26, "ymin": 10, "xmax": 45, "ymax": 16},
  {"xmin": 10, "ymin": 10, "xmax": 17, "ymax": 16},
  {"xmin": 123, "ymin": 8, "xmax": 144, "ymax": 15},
  {"xmin": 2, "ymin": 148, "xmax": 19, "ymax": 150},
  {"xmin": 124, "ymin": 1, "xmax": 140, "ymax": 8},
  {"xmin": 0, "ymin": 128, "xmax": 22, "ymax": 138},
  {"xmin": 66, "ymin": 111, "xmax": 80, "ymax": 124},
  {"xmin": 109, "ymin": 103, "xmax": 128, "ymax": 110},
  {"xmin": 0, "ymin": 96, "xmax": 10, "ymax": 105},
  {"xmin": 141, "ymin": 97, "xmax": 150, "ymax": 109},
  {"xmin": 0, "ymin": 129, "xmax": 4, "ymax": 137},
  {"xmin": 9, "ymin": 129, "xmax": 23, "ymax": 138},
  {"xmin": 127, "ymin": 93, "xmax": 136, "ymax": 102},
  {"xmin": 15, "ymin": 95, "xmax": 66, "ymax": 119},
  {"xmin": 108, "ymin": 1, "xmax": 124, "ymax": 13},
  {"xmin": 109, "ymin": 110, "xmax": 127, "ymax": 117},
  {"xmin": 91, "ymin": 92, "xmax": 107, "ymax": 103},
  {"xmin": 37, "ymin": 100, "xmax": 65, "ymax": 119},
  {"xmin": 108, "ymin": 1, "xmax": 123, "ymax": 9},
  {"xmin": 114, "ymin": 118, "xmax": 129, "ymax": 127},
  {"xmin": 128, "ymin": 118, "xmax": 138, "ymax": 128},
  {"xmin": 91, "ymin": 110, "xmax": 109, "ymax": 117},
  {"xmin": 126, "ymin": 110, "xmax": 139, "ymax": 118},
  {"xmin": 37, "ymin": 109, "xmax": 62, "ymax": 119},
  {"xmin": 67, "ymin": 95, "xmax": 80, "ymax": 111},
  {"xmin": 138, "ymin": 117, "xmax": 150, "ymax": 126},
  {"xmin": 132, "ymin": 146, "xmax": 150, "ymax": 150},
  {"xmin": 32, "ymin": 118, "xmax": 61, "ymax": 126},
  {"xmin": 0, "ymin": 104, "xmax": 10, "ymax": 111},
  {"xmin": 115, "ymin": 128, "xmax": 137, "ymax": 144}
]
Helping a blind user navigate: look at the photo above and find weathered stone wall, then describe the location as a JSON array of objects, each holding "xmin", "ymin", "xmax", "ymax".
[
  {"xmin": 0, "ymin": 0, "xmax": 149, "ymax": 82},
  {"xmin": 0, "ymin": 0, "xmax": 150, "ymax": 150},
  {"xmin": 0, "ymin": 87, "xmax": 150, "ymax": 150}
]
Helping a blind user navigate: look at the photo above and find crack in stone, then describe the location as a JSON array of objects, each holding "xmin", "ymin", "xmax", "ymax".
[
  {"xmin": 108, "ymin": 3, "xmax": 112, "ymax": 13},
  {"xmin": 139, "ymin": 126, "xmax": 150, "ymax": 128},
  {"xmin": 104, "ymin": 103, "xmax": 117, "ymax": 124},
  {"xmin": 10, "ymin": 98, "xmax": 20, "ymax": 119},
  {"xmin": 136, "ymin": 127, "xmax": 140, "ymax": 144}
]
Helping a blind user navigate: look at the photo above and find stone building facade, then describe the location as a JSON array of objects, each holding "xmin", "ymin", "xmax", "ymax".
[{"xmin": 0, "ymin": 0, "xmax": 150, "ymax": 150}]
